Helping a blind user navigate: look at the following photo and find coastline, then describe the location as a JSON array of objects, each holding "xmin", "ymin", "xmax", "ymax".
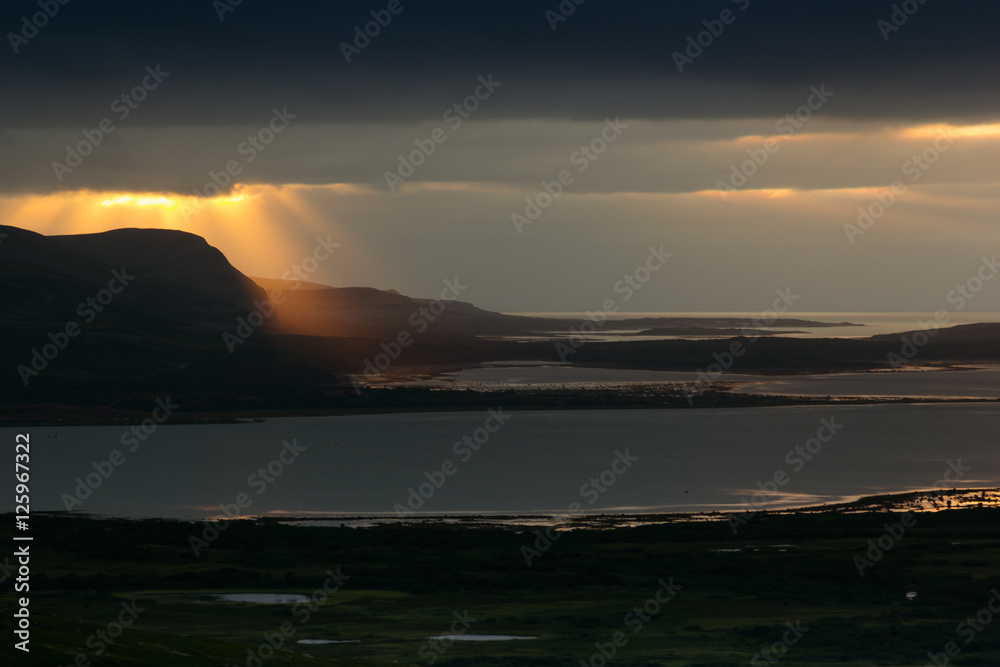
[
  {"xmin": 5, "ymin": 392, "xmax": 997, "ymax": 427},
  {"xmin": 35, "ymin": 487, "xmax": 1000, "ymax": 529}
]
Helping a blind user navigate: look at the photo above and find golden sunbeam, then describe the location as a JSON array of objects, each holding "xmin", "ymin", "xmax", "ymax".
[
  {"xmin": 100, "ymin": 195, "xmax": 177, "ymax": 208},
  {"xmin": 0, "ymin": 185, "xmax": 309, "ymax": 279},
  {"xmin": 99, "ymin": 190, "xmax": 250, "ymax": 211}
]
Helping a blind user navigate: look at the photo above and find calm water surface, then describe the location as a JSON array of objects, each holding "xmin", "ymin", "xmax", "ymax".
[
  {"xmin": 411, "ymin": 364, "xmax": 1000, "ymax": 399},
  {"xmin": 3, "ymin": 404, "xmax": 997, "ymax": 518}
]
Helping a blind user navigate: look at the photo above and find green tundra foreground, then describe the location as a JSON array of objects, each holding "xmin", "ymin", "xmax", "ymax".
[{"xmin": 1, "ymin": 506, "xmax": 999, "ymax": 666}]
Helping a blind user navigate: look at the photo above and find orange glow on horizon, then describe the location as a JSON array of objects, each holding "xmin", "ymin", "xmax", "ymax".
[
  {"xmin": 99, "ymin": 190, "xmax": 250, "ymax": 210},
  {"xmin": 693, "ymin": 187, "xmax": 798, "ymax": 199},
  {"xmin": 897, "ymin": 122, "xmax": 1000, "ymax": 140},
  {"xmin": 726, "ymin": 120, "xmax": 1000, "ymax": 145}
]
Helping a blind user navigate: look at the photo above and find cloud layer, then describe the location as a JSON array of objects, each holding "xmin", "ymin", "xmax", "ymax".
[{"xmin": 3, "ymin": 0, "xmax": 1000, "ymax": 128}]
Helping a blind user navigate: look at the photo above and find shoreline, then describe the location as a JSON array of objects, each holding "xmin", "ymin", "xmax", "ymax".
[
  {"xmin": 4, "ymin": 393, "xmax": 997, "ymax": 428},
  {"xmin": 29, "ymin": 487, "xmax": 1000, "ymax": 528}
]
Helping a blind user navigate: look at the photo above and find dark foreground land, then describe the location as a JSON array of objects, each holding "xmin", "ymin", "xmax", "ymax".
[{"xmin": 2, "ymin": 503, "xmax": 999, "ymax": 666}]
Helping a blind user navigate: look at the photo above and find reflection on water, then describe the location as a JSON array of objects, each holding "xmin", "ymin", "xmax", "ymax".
[
  {"xmin": 5, "ymin": 404, "xmax": 999, "ymax": 519},
  {"xmin": 406, "ymin": 363, "xmax": 1000, "ymax": 399},
  {"xmin": 734, "ymin": 366, "xmax": 1000, "ymax": 399},
  {"xmin": 213, "ymin": 594, "xmax": 311, "ymax": 604}
]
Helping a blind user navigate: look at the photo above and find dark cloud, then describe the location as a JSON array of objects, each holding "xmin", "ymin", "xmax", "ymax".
[{"xmin": 2, "ymin": 0, "xmax": 999, "ymax": 129}]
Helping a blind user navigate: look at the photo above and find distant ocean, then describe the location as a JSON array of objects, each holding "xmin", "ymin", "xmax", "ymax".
[{"xmin": 504, "ymin": 311, "xmax": 1000, "ymax": 339}]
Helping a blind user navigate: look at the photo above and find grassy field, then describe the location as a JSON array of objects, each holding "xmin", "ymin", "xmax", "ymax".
[{"xmin": 2, "ymin": 508, "xmax": 999, "ymax": 666}]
